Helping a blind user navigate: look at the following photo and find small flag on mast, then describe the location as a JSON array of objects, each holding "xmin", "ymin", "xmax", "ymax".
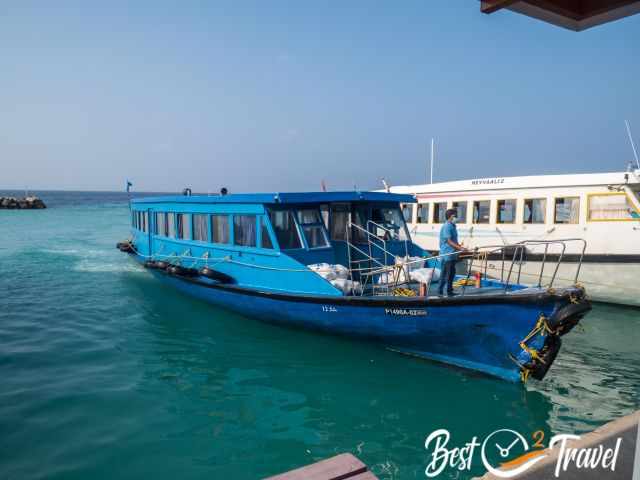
[{"xmin": 126, "ymin": 180, "xmax": 133, "ymax": 193}]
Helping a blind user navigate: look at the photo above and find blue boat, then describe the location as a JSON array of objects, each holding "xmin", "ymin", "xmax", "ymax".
[{"xmin": 118, "ymin": 191, "xmax": 591, "ymax": 383}]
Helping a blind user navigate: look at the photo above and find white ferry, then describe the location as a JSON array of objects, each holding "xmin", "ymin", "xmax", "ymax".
[{"xmin": 389, "ymin": 170, "xmax": 640, "ymax": 307}]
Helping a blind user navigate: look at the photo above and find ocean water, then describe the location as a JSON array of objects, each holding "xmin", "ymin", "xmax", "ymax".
[{"xmin": 1, "ymin": 190, "xmax": 639, "ymax": 480}]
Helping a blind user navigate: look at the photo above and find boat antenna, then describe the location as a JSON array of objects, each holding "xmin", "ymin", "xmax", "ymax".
[
  {"xmin": 430, "ymin": 138, "xmax": 435, "ymax": 184},
  {"xmin": 625, "ymin": 120, "xmax": 640, "ymax": 169},
  {"xmin": 381, "ymin": 178, "xmax": 390, "ymax": 192}
]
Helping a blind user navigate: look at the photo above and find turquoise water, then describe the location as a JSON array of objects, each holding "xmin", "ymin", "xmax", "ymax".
[{"xmin": 1, "ymin": 191, "xmax": 639, "ymax": 480}]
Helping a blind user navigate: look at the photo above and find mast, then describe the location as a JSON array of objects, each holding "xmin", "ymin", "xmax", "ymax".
[
  {"xmin": 430, "ymin": 138, "xmax": 435, "ymax": 184},
  {"xmin": 625, "ymin": 120, "xmax": 640, "ymax": 169}
]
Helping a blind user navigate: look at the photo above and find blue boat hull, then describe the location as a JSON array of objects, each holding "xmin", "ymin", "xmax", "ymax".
[{"xmin": 134, "ymin": 256, "xmax": 590, "ymax": 383}]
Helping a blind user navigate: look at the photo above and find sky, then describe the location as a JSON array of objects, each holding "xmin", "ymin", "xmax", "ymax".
[{"xmin": 1, "ymin": 1, "xmax": 639, "ymax": 193}]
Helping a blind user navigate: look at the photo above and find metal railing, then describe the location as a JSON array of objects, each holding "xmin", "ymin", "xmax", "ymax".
[
  {"xmin": 459, "ymin": 238, "xmax": 587, "ymax": 295},
  {"xmin": 342, "ymin": 233, "xmax": 587, "ymax": 297}
]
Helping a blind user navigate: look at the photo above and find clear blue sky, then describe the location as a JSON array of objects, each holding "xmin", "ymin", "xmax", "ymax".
[{"xmin": 1, "ymin": 1, "xmax": 639, "ymax": 192}]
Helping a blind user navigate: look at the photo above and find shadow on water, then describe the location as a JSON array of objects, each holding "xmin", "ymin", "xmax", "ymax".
[{"xmin": 125, "ymin": 274, "xmax": 565, "ymax": 479}]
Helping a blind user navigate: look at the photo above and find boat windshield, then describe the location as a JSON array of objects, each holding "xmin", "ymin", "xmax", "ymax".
[{"xmin": 369, "ymin": 207, "xmax": 409, "ymax": 242}]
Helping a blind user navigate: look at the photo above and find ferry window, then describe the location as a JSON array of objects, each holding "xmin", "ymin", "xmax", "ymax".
[
  {"xmin": 142, "ymin": 212, "xmax": 148, "ymax": 232},
  {"xmin": 370, "ymin": 207, "xmax": 409, "ymax": 241},
  {"xmin": 155, "ymin": 212, "xmax": 167, "ymax": 236},
  {"xmin": 167, "ymin": 213, "xmax": 176, "ymax": 237},
  {"xmin": 193, "ymin": 214, "xmax": 208, "ymax": 242},
  {"xmin": 432, "ymin": 202, "xmax": 447, "ymax": 224},
  {"xmin": 416, "ymin": 203, "xmax": 429, "ymax": 223},
  {"xmin": 233, "ymin": 215, "xmax": 257, "ymax": 247},
  {"xmin": 496, "ymin": 199, "xmax": 516, "ymax": 224},
  {"xmin": 269, "ymin": 210, "xmax": 302, "ymax": 249},
  {"xmin": 524, "ymin": 199, "xmax": 546, "ymax": 224},
  {"xmin": 177, "ymin": 213, "xmax": 191, "ymax": 240},
  {"xmin": 329, "ymin": 205, "xmax": 349, "ymax": 241},
  {"xmin": 132, "ymin": 211, "xmax": 136, "ymax": 228},
  {"xmin": 401, "ymin": 204, "xmax": 414, "ymax": 223},
  {"xmin": 211, "ymin": 214, "xmax": 230, "ymax": 244},
  {"xmin": 554, "ymin": 197, "xmax": 580, "ymax": 224},
  {"xmin": 473, "ymin": 200, "xmax": 490, "ymax": 224},
  {"xmin": 588, "ymin": 194, "xmax": 637, "ymax": 221},
  {"xmin": 452, "ymin": 201, "xmax": 468, "ymax": 224},
  {"xmin": 260, "ymin": 217, "xmax": 274, "ymax": 249}
]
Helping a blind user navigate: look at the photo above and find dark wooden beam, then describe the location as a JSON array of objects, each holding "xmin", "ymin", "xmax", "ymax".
[
  {"xmin": 481, "ymin": 0, "xmax": 520, "ymax": 14},
  {"xmin": 479, "ymin": 0, "xmax": 640, "ymax": 30}
]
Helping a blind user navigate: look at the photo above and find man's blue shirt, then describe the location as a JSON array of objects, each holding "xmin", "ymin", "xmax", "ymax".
[{"xmin": 439, "ymin": 221, "xmax": 458, "ymax": 261}]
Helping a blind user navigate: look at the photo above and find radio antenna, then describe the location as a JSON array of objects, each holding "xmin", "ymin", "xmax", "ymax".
[{"xmin": 625, "ymin": 120, "xmax": 640, "ymax": 169}]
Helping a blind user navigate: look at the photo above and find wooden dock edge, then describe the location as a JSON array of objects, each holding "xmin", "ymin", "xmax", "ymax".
[
  {"xmin": 263, "ymin": 453, "xmax": 379, "ymax": 480},
  {"xmin": 476, "ymin": 409, "xmax": 640, "ymax": 479}
]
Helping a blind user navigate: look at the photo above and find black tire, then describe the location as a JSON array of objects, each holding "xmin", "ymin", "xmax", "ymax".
[{"xmin": 199, "ymin": 267, "xmax": 235, "ymax": 284}]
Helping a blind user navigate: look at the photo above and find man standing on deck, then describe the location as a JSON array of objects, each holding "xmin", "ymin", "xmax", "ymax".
[{"xmin": 438, "ymin": 208, "xmax": 467, "ymax": 297}]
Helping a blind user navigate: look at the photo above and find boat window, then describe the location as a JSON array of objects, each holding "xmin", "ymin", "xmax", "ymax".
[
  {"xmin": 320, "ymin": 204, "xmax": 329, "ymax": 228},
  {"xmin": 177, "ymin": 213, "xmax": 191, "ymax": 240},
  {"xmin": 233, "ymin": 215, "xmax": 257, "ymax": 247},
  {"xmin": 588, "ymin": 194, "xmax": 637, "ymax": 221},
  {"xmin": 416, "ymin": 203, "xmax": 429, "ymax": 223},
  {"xmin": 260, "ymin": 217, "xmax": 274, "ymax": 249},
  {"xmin": 432, "ymin": 202, "xmax": 447, "ymax": 224},
  {"xmin": 142, "ymin": 212, "xmax": 148, "ymax": 232},
  {"xmin": 351, "ymin": 206, "xmax": 369, "ymax": 242},
  {"xmin": 370, "ymin": 207, "xmax": 409, "ymax": 241},
  {"xmin": 296, "ymin": 208, "xmax": 329, "ymax": 248},
  {"xmin": 132, "ymin": 211, "xmax": 136, "ymax": 228},
  {"xmin": 155, "ymin": 212, "xmax": 167, "ymax": 236},
  {"xmin": 401, "ymin": 204, "xmax": 414, "ymax": 223},
  {"xmin": 167, "ymin": 213, "xmax": 176, "ymax": 237},
  {"xmin": 452, "ymin": 201, "xmax": 468, "ymax": 224},
  {"xmin": 496, "ymin": 199, "xmax": 516, "ymax": 224},
  {"xmin": 303, "ymin": 226, "xmax": 329, "ymax": 248},
  {"xmin": 269, "ymin": 210, "xmax": 302, "ymax": 249},
  {"xmin": 473, "ymin": 200, "xmax": 490, "ymax": 224},
  {"xmin": 329, "ymin": 205, "xmax": 349, "ymax": 241},
  {"xmin": 523, "ymin": 199, "xmax": 546, "ymax": 224},
  {"xmin": 193, "ymin": 214, "xmax": 208, "ymax": 242},
  {"xmin": 554, "ymin": 197, "xmax": 580, "ymax": 224},
  {"xmin": 297, "ymin": 209, "xmax": 321, "ymax": 224},
  {"xmin": 211, "ymin": 214, "xmax": 230, "ymax": 244}
]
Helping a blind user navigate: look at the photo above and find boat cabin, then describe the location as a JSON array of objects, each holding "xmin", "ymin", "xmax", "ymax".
[{"xmin": 130, "ymin": 192, "xmax": 427, "ymax": 296}]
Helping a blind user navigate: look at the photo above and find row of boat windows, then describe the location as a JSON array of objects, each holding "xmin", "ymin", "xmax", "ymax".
[
  {"xmin": 131, "ymin": 210, "xmax": 330, "ymax": 250},
  {"xmin": 402, "ymin": 193, "xmax": 639, "ymax": 225}
]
